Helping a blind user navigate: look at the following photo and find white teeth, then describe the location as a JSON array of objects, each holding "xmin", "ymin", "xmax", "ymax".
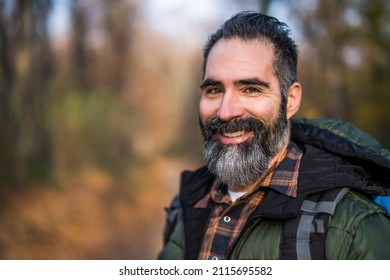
[{"xmin": 223, "ymin": 131, "xmax": 246, "ymax": 138}]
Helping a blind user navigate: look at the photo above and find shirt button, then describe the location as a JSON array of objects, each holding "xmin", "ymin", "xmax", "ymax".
[{"xmin": 223, "ymin": 216, "xmax": 231, "ymax": 223}]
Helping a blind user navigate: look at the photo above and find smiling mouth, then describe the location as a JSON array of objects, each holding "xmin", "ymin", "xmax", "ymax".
[
  {"xmin": 219, "ymin": 130, "xmax": 253, "ymax": 144},
  {"xmin": 223, "ymin": 131, "xmax": 248, "ymax": 138}
]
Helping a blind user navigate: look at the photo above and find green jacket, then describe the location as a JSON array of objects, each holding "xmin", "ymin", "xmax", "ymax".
[{"xmin": 159, "ymin": 118, "xmax": 390, "ymax": 260}]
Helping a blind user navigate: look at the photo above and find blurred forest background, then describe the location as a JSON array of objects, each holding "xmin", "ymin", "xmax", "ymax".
[{"xmin": 0, "ymin": 0, "xmax": 389, "ymax": 259}]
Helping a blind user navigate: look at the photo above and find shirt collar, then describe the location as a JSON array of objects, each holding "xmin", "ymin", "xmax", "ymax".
[{"xmin": 263, "ymin": 141, "xmax": 302, "ymax": 198}]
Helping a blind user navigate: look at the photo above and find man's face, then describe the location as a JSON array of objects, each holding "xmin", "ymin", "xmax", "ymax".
[{"xmin": 199, "ymin": 38, "xmax": 289, "ymax": 190}]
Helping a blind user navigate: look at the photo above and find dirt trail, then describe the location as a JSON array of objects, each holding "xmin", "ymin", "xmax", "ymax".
[{"xmin": 0, "ymin": 158, "xmax": 196, "ymax": 259}]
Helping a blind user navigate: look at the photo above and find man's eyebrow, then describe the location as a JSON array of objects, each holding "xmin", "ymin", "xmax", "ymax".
[
  {"xmin": 234, "ymin": 78, "xmax": 271, "ymax": 88},
  {"xmin": 200, "ymin": 77, "xmax": 271, "ymax": 90},
  {"xmin": 200, "ymin": 79, "xmax": 223, "ymax": 89}
]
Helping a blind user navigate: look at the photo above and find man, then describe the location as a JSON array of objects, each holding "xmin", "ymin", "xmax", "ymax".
[{"xmin": 159, "ymin": 11, "xmax": 390, "ymax": 260}]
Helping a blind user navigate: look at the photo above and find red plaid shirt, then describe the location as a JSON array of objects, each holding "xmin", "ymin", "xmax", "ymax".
[{"xmin": 195, "ymin": 142, "xmax": 302, "ymax": 260}]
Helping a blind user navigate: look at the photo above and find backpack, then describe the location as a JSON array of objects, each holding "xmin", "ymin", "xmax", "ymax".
[
  {"xmin": 281, "ymin": 187, "xmax": 350, "ymax": 259},
  {"xmin": 162, "ymin": 118, "xmax": 390, "ymax": 259}
]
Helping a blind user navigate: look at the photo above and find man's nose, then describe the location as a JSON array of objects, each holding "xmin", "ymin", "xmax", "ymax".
[{"xmin": 217, "ymin": 91, "xmax": 245, "ymax": 122}]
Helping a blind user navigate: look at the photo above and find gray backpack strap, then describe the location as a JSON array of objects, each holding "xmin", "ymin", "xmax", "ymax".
[
  {"xmin": 281, "ymin": 187, "xmax": 349, "ymax": 260},
  {"xmin": 163, "ymin": 194, "xmax": 182, "ymax": 245}
]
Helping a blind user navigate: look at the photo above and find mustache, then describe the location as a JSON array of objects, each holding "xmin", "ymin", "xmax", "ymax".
[{"xmin": 200, "ymin": 117, "xmax": 266, "ymax": 141}]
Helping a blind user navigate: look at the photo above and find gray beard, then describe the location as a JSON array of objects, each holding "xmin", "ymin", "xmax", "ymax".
[{"xmin": 201, "ymin": 109, "xmax": 288, "ymax": 189}]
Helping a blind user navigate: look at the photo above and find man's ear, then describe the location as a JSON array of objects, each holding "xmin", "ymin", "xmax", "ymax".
[{"xmin": 286, "ymin": 82, "xmax": 302, "ymax": 120}]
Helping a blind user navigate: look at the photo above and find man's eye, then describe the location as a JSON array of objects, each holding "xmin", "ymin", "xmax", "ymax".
[
  {"xmin": 205, "ymin": 88, "xmax": 223, "ymax": 95},
  {"xmin": 243, "ymin": 87, "xmax": 261, "ymax": 95}
]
